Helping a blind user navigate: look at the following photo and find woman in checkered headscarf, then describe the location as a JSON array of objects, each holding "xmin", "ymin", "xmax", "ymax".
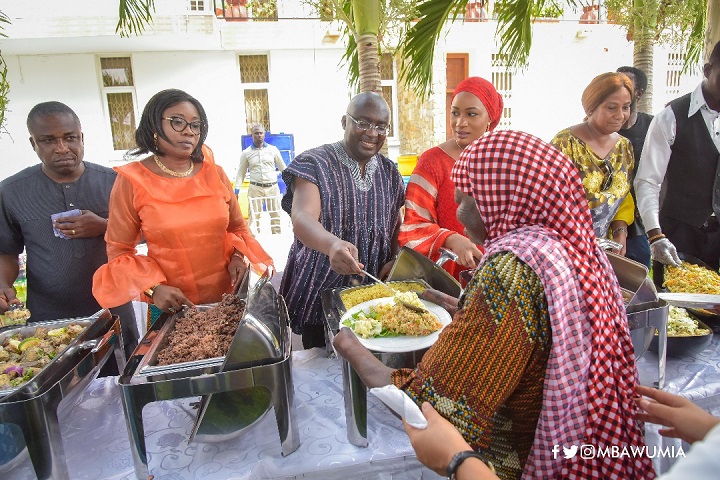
[
  {"xmin": 446, "ymin": 130, "xmax": 654, "ymax": 478},
  {"xmin": 333, "ymin": 129, "xmax": 654, "ymax": 479}
]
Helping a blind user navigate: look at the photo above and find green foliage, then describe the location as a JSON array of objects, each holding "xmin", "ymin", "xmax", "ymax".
[
  {"xmin": 605, "ymin": 0, "xmax": 707, "ymax": 73},
  {"xmin": 305, "ymin": 0, "xmax": 419, "ymax": 91},
  {"xmin": 397, "ymin": 0, "xmax": 467, "ymax": 100},
  {"xmin": 116, "ymin": 0, "xmax": 156, "ymax": 37},
  {"xmin": 249, "ymin": 0, "xmax": 278, "ymax": 20}
]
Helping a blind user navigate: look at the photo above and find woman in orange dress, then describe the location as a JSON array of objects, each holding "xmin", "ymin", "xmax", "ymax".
[
  {"xmin": 93, "ymin": 89, "xmax": 272, "ymax": 316},
  {"xmin": 398, "ymin": 77, "xmax": 503, "ymax": 280}
]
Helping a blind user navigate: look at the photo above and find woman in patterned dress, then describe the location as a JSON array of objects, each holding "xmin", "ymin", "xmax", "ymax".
[
  {"xmin": 280, "ymin": 92, "xmax": 404, "ymax": 348},
  {"xmin": 334, "ymin": 130, "xmax": 654, "ymax": 479},
  {"xmin": 551, "ymin": 72, "xmax": 635, "ymax": 256},
  {"xmin": 398, "ymin": 77, "xmax": 503, "ymax": 280}
]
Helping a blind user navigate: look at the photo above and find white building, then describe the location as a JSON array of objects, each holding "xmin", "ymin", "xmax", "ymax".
[{"xmin": 0, "ymin": 0, "xmax": 703, "ymax": 181}]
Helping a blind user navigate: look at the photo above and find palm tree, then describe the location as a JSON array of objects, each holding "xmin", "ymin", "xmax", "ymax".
[{"xmin": 399, "ymin": 0, "xmax": 710, "ymax": 107}]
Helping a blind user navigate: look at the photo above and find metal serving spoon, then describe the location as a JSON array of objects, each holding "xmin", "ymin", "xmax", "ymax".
[{"xmin": 360, "ymin": 269, "xmax": 428, "ymax": 314}]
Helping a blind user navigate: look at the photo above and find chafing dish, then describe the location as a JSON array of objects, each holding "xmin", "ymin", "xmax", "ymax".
[
  {"xmin": 119, "ymin": 269, "xmax": 299, "ymax": 479},
  {"xmin": 0, "ymin": 310, "xmax": 122, "ymax": 480},
  {"xmin": 606, "ymin": 251, "xmax": 667, "ymax": 387},
  {"xmin": 322, "ymin": 249, "xmax": 443, "ymax": 447}
]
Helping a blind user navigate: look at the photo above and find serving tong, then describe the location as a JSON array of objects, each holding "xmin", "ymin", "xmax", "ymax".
[{"xmin": 360, "ymin": 269, "xmax": 428, "ymax": 314}]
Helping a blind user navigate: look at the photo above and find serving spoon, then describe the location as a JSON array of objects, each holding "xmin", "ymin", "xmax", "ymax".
[{"xmin": 360, "ymin": 269, "xmax": 428, "ymax": 314}]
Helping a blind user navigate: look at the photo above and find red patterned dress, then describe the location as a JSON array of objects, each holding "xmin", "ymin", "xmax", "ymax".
[{"xmin": 398, "ymin": 146, "xmax": 482, "ymax": 280}]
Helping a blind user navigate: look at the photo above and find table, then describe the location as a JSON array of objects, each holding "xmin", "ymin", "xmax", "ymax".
[
  {"xmin": 637, "ymin": 334, "xmax": 720, "ymax": 474},
  {"xmin": 4, "ymin": 349, "xmax": 442, "ymax": 480},
  {"xmin": 5, "ymin": 338, "xmax": 720, "ymax": 479}
]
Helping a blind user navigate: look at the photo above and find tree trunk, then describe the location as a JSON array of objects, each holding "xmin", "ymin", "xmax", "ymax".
[
  {"xmin": 633, "ymin": 0, "xmax": 657, "ymax": 114},
  {"xmin": 356, "ymin": 32, "xmax": 381, "ymax": 93},
  {"xmin": 706, "ymin": 0, "xmax": 720, "ymax": 63},
  {"xmin": 351, "ymin": 0, "xmax": 381, "ymax": 93},
  {"xmin": 634, "ymin": 40, "xmax": 654, "ymax": 113}
]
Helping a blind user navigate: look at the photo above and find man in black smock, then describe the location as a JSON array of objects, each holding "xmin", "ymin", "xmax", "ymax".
[{"xmin": 0, "ymin": 101, "xmax": 138, "ymax": 360}]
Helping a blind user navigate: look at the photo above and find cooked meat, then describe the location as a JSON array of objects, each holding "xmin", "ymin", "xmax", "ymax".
[{"xmin": 156, "ymin": 294, "xmax": 246, "ymax": 366}]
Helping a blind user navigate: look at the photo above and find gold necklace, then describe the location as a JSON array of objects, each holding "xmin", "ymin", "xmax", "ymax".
[
  {"xmin": 455, "ymin": 138, "xmax": 463, "ymax": 150},
  {"xmin": 154, "ymin": 155, "xmax": 194, "ymax": 178}
]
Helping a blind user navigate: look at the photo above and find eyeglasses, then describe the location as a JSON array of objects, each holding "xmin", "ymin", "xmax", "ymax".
[
  {"xmin": 346, "ymin": 113, "xmax": 390, "ymax": 136},
  {"xmin": 163, "ymin": 117, "xmax": 203, "ymax": 135},
  {"xmin": 599, "ymin": 157, "xmax": 615, "ymax": 191}
]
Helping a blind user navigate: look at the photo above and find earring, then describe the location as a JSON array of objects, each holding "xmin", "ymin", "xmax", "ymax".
[{"xmin": 153, "ymin": 132, "xmax": 159, "ymax": 150}]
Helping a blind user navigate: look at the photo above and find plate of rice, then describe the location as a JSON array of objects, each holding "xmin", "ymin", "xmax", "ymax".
[{"xmin": 340, "ymin": 294, "xmax": 452, "ymax": 353}]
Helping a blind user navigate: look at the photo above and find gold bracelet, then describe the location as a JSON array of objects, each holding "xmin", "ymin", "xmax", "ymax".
[
  {"xmin": 648, "ymin": 233, "xmax": 666, "ymax": 244},
  {"xmin": 144, "ymin": 283, "xmax": 162, "ymax": 298}
]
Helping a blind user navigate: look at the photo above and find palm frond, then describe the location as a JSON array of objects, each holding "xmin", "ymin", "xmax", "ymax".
[
  {"xmin": 116, "ymin": 0, "xmax": 156, "ymax": 38},
  {"xmin": 682, "ymin": 0, "xmax": 706, "ymax": 74},
  {"xmin": 398, "ymin": 0, "xmax": 467, "ymax": 100},
  {"xmin": 0, "ymin": 11, "xmax": 9, "ymax": 38}
]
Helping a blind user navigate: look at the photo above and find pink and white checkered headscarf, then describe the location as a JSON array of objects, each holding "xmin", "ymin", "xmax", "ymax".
[{"xmin": 451, "ymin": 130, "xmax": 654, "ymax": 479}]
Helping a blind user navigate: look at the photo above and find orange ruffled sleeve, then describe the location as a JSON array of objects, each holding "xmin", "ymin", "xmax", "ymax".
[{"xmin": 93, "ymin": 146, "xmax": 273, "ymax": 309}]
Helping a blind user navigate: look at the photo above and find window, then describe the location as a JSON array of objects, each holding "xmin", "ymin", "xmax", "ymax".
[
  {"xmin": 491, "ymin": 52, "xmax": 512, "ymax": 129},
  {"xmin": 239, "ymin": 54, "xmax": 271, "ymax": 130},
  {"xmin": 100, "ymin": 57, "xmax": 137, "ymax": 151},
  {"xmin": 379, "ymin": 53, "xmax": 398, "ymax": 138},
  {"xmin": 189, "ymin": 0, "xmax": 206, "ymax": 11}
]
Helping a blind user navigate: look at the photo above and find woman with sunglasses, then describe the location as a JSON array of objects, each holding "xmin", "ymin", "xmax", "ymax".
[
  {"xmin": 551, "ymin": 72, "xmax": 635, "ymax": 255},
  {"xmin": 93, "ymin": 89, "xmax": 273, "ymax": 320}
]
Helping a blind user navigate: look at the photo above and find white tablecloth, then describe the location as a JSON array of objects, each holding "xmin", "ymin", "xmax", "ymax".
[
  {"xmin": 5, "ymin": 349, "xmax": 442, "ymax": 480},
  {"xmin": 6, "ymin": 337, "xmax": 720, "ymax": 479},
  {"xmin": 637, "ymin": 335, "xmax": 720, "ymax": 474}
]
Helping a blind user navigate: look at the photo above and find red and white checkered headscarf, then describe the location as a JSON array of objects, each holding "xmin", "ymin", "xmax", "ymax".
[{"xmin": 452, "ymin": 130, "xmax": 654, "ymax": 479}]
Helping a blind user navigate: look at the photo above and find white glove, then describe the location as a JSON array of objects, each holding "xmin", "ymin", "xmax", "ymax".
[{"xmin": 650, "ymin": 238, "xmax": 681, "ymax": 267}]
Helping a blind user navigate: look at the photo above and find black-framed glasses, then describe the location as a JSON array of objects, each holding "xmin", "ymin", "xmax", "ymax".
[
  {"xmin": 346, "ymin": 113, "xmax": 390, "ymax": 136},
  {"xmin": 163, "ymin": 116, "xmax": 203, "ymax": 135},
  {"xmin": 599, "ymin": 157, "xmax": 615, "ymax": 191}
]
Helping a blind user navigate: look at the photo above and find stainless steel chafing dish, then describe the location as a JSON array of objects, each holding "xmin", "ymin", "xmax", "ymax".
[
  {"xmin": 323, "ymin": 246, "xmax": 457, "ymax": 447},
  {"xmin": 0, "ymin": 310, "xmax": 123, "ymax": 480},
  {"xmin": 119, "ymin": 269, "xmax": 299, "ymax": 479}
]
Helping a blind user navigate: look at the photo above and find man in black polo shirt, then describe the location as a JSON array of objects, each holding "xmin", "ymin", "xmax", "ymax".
[
  {"xmin": 0, "ymin": 101, "xmax": 138, "ymax": 359},
  {"xmin": 634, "ymin": 41, "xmax": 720, "ymax": 269}
]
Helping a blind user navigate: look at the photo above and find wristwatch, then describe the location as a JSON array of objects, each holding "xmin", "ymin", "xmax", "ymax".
[
  {"xmin": 446, "ymin": 450, "xmax": 494, "ymax": 479},
  {"xmin": 144, "ymin": 283, "xmax": 162, "ymax": 299}
]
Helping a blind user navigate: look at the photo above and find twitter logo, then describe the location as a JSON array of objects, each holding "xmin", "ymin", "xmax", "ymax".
[{"xmin": 563, "ymin": 445, "xmax": 578, "ymax": 459}]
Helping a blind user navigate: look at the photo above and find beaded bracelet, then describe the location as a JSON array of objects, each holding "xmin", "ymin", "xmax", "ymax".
[
  {"xmin": 648, "ymin": 233, "xmax": 666, "ymax": 244},
  {"xmin": 612, "ymin": 227, "xmax": 628, "ymax": 237}
]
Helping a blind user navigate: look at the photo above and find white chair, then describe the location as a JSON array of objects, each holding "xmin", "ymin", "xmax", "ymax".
[{"xmin": 248, "ymin": 194, "xmax": 285, "ymax": 235}]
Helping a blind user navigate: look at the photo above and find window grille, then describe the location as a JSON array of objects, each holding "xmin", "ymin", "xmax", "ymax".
[
  {"xmin": 491, "ymin": 53, "xmax": 512, "ymax": 129},
  {"xmin": 189, "ymin": 0, "xmax": 205, "ymax": 11},
  {"xmin": 665, "ymin": 52, "xmax": 684, "ymax": 98},
  {"xmin": 100, "ymin": 57, "xmax": 137, "ymax": 151},
  {"xmin": 240, "ymin": 55, "xmax": 270, "ymax": 83},
  {"xmin": 380, "ymin": 53, "xmax": 398, "ymax": 138},
  {"xmin": 239, "ymin": 54, "xmax": 271, "ymax": 131}
]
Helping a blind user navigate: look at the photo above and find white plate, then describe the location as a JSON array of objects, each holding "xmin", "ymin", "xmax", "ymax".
[{"xmin": 340, "ymin": 297, "xmax": 452, "ymax": 353}]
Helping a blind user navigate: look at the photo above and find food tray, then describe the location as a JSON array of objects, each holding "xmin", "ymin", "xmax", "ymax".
[
  {"xmin": 132, "ymin": 303, "xmax": 242, "ymax": 380},
  {"xmin": 0, "ymin": 315, "xmax": 98, "ymax": 398},
  {"xmin": 335, "ymin": 279, "xmax": 430, "ymax": 312},
  {"xmin": 653, "ymin": 253, "xmax": 720, "ymax": 332}
]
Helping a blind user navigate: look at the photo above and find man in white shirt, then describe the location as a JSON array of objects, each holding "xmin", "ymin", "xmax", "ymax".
[
  {"xmin": 235, "ymin": 124, "xmax": 286, "ymax": 234},
  {"xmin": 634, "ymin": 41, "xmax": 720, "ymax": 269}
]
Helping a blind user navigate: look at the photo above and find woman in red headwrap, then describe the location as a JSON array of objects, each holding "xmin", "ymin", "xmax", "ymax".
[
  {"xmin": 399, "ymin": 77, "xmax": 503, "ymax": 280},
  {"xmin": 334, "ymin": 130, "xmax": 654, "ymax": 479}
]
